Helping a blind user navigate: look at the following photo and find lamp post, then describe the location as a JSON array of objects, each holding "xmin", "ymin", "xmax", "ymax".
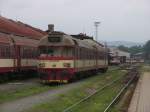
[{"xmin": 94, "ymin": 21, "xmax": 100, "ymax": 41}]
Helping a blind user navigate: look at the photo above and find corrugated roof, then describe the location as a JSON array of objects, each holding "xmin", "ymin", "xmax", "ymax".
[{"xmin": 0, "ymin": 16, "xmax": 47, "ymax": 40}]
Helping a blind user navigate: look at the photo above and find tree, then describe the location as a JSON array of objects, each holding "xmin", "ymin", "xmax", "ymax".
[
  {"xmin": 128, "ymin": 45, "xmax": 143, "ymax": 55},
  {"xmin": 118, "ymin": 45, "xmax": 143, "ymax": 55},
  {"xmin": 144, "ymin": 40, "xmax": 150, "ymax": 59},
  {"xmin": 118, "ymin": 45, "xmax": 129, "ymax": 52}
]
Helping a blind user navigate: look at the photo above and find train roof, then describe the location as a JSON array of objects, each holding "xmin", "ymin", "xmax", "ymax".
[
  {"xmin": 0, "ymin": 16, "xmax": 47, "ymax": 40},
  {"xmin": 39, "ymin": 32, "xmax": 75, "ymax": 47},
  {"xmin": 39, "ymin": 32, "xmax": 105, "ymax": 50},
  {"xmin": 12, "ymin": 35, "xmax": 39, "ymax": 47},
  {"xmin": 82, "ymin": 39, "xmax": 105, "ymax": 51},
  {"xmin": 0, "ymin": 32, "xmax": 12, "ymax": 44},
  {"xmin": 0, "ymin": 32, "xmax": 38, "ymax": 47},
  {"xmin": 71, "ymin": 33, "xmax": 94, "ymax": 40}
]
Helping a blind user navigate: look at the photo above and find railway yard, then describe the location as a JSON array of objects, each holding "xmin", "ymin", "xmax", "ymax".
[
  {"xmin": 0, "ymin": 14, "xmax": 149, "ymax": 112},
  {"xmin": 0, "ymin": 65, "xmax": 149, "ymax": 112}
]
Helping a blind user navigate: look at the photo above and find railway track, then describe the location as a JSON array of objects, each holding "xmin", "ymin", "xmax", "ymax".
[
  {"xmin": 103, "ymin": 70, "xmax": 138, "ymax": 112},
  {"xmin": 62, "ymin": 67, "xmax": 139, "ymax": 112}
]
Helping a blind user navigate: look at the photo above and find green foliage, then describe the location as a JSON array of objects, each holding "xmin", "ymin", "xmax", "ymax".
[
  {"xmin": 117, "ymin": 40, "xmax": 150, "ymax": 60},
  {"xmin": 0, "ymin": 85, "xmax": 55, "ymax": 103},
  {"xmin": 118, "ymin": 45, "xmax": 129, "ymax": 52},
  {"xmin": 128, "ymin": 45, "xmax": 143, "ymax": 55},
  {"xmin": 118, "ymin": 45, "xmax": 143, "ymax": 55},
  {"xmin": 143, "ymin": 40, "xmax": 150, "ymax": 59}
]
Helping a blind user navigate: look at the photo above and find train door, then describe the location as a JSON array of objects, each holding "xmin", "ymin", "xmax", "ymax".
[
  {"xmin": 16, "ymin": 45, "xmax": 21, "ymax": 71},
  {"xmin": 96, "ymin": 48, "xmax": 98, "ymax": 70},
  {"xmin": 12, "ymin": 44, "xmax": 17, "ymax": 72}
]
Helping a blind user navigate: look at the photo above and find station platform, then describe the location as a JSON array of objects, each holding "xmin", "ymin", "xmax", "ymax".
[{"xmin": 128, "ymin": 72, "xmax": 150, "ymax": 112}]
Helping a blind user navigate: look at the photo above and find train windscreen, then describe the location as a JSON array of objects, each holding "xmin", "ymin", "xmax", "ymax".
[{"xmin": 39, "ymin": 47, "xmax": 73, "ymax": 57}]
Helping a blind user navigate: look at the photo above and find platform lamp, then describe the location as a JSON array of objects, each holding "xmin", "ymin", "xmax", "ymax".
[{"xmin": 94, "ymin": 21, "xmax": 101, "ymax": 41}]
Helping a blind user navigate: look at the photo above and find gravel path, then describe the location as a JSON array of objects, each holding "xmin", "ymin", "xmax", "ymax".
[
  {"xmin": 0, "ymin": 78, "xmax": 40, "ymax": 92},
  {"xmin": 0, "ymin": 81, "xmax": 84, "ymax": 112},
  {"xmin": 128, "ymin": 72, "xmax": 150, "ymax": 112}
]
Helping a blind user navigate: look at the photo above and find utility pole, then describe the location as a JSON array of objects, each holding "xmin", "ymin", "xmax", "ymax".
[{"xmin": 94, "ymin": 21, "xmax": 100, "ymax": 41}]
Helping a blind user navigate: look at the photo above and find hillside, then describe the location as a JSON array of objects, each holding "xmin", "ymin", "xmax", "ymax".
[{"xmin": 102, "ymin": 41, "xmax": 144, "ymax": 47}]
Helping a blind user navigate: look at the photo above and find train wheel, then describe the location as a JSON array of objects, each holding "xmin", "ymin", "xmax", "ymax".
[
  {"xmin": 0, "ymin": 73, "xmax": 9, "ymax": 83},
  {"xmin": 101, "ymin": 68, "xmax": 108, "ymax": 73}
]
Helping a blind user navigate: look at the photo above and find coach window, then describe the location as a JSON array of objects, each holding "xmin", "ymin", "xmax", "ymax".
[
  {"xmin": 33, "ymin": 48, "xmax": 37, "ymax": 58},
  {"xmin": 22, "ymin": 47, "xmax": 25, "ymax": 58},
  {"xmin": 0, "ymin": 45, "xmax": 1, "ymax": 57},
  {"xmin": 10, "ymin": 47, "xmax": 14, "ymax": 58},
  {"xmin": 30, "ymin": 48, "xmax": 33, "ymax": 58},
  {"xmin": 28, "ymin": 47, "xmax": 31, "ymax": 58},
  {"xmin": 40, "ymin": 47, "xmax": 47, "ymax": 56},
  {"xmin": 47, "ymin": 48, "xmax": 54, "ymax": 56},
  {"xmin": 76, "ymin": 48, "xmax": 79, "ymax": 58},
  {"xmin": 0, "ymin": 47, "xmax": 1, "ymax": 57},
  {"xmin": 6, "ymin": 47, "xmax": 9, "ymax": 58},
  {"xmin": 3, "ymin": 46, "xmax": 6, "ymax": 57},
  {"xmin": 30, "ymin": 48, "xmax": 32, "ymax": 58},
  {"xmin": 1, "ymin": 45, "xmax": 3, "ymax": 57},
  {"xmin": 62, "ymin": 47, "xmax": 73, "ymax": 57},
  {"xmin": 47, "ymin": 47, "xmax": 62, "ymax": 57},
  {"xmin": 75, "ymin": 47, "xmax": 78, "ymax": 58},
  {"xmin": 20, "ymin": 47, "xmax": 23, "ymax": 58},
  {"xmin": 86, "ymin": 49, "xmax": 89, "ymax": 59},
  {"xmin": 101, "ymin": 52, "xmax": 104, "ymax": 59},
  {"xmin": 80, "ymin": 48, "xmax": 82, "ymax": 59},
  {"xmin": 99, "ymin": 53, "xmax": 101, "ymax": 59},
  {"xmin": 32, "ymin": 48, "xmax": 35, "ymax": 58},
  {"xmin": 100, "ymin": 52, "xmax": 103, "ymax": 59},
  {"xmin": 23, "ymin": 47, "xmax": 26, "ymax": 58}
]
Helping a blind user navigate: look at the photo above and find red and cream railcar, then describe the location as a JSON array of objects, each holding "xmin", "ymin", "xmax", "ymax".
[
  {"xmin": 12, "ymin": 35, "xmax": 38, "ymax": 72},
  {"xmin": 0, "ymin": 32, "xmax": 38, "ymax": 79},
  {"xmin": 38, "ymin": 32, "xmax": 108, "ymax": 83},
  {"xmin": 0, "ymin": 33, "xmax": 14, "ymax": 73}
]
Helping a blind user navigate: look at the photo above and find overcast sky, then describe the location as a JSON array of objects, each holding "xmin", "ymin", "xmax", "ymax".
[{"xmin": 0, "ymin": 0, "xmax": 150, "ymax": 42}]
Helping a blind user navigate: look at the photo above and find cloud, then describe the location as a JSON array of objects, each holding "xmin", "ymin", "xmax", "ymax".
[{"xmin": 0, "ymin": 0, "xmax": 150, "ymax": 42}]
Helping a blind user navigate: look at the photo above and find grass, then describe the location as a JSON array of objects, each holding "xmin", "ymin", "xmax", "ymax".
[
  {"xmin": 140, "ymin": 64, "xmax": 150, "ymax": 72},
  {"xmin": 0, "ymin": 67, "xmax": 119, "ymax": 104},
  {"xmin": 25, "ymin": 68, "xmax": 127, "ymax": 112},
  {"xmin": 71, "ymin": 79, "xmax": 124, "ymax": 112},
  {"xmin": 0, "ymin": 84, "xmax": 57, "ymax": 104},
  {"xmin": 109, "ymin": 64, "xmax": 147, "ymax": 112}
]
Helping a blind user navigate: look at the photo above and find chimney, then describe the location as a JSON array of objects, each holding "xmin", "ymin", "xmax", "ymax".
[{"xmin": 48, "ymin": 24, "xmax": 54, "ymax": 33}]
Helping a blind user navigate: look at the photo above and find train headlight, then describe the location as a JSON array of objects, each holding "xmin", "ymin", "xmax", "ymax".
[
  {"xmin": 39, "ymin": 63, "xmax": 45, "ymax": 68},
  {"xmin": 52, "ymin": 64, "xmax": 56, "ymax": 67},
  {"xmin": 63, "ymin": 63, "xmax": 71, "ymax": 67}
]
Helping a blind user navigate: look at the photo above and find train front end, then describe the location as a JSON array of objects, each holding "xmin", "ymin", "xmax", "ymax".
[{"xmin": 38, "ymin": 32, "xmax": 75, "ymax": 83}]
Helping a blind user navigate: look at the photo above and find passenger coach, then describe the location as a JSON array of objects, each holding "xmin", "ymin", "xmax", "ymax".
[
  {"xmin": 0, "ymin": 32, "xmax": 38, "ymax": 80},
  {"xmin": 0, "ymin": 32, "xmax": 14, "ymax": 73},
  {"xmin": 38, "ymin": 32, "xmax": 108, "ymax": 83}
]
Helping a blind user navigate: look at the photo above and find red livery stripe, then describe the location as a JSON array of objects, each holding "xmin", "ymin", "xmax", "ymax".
[
  {"xmin": 0, "ymin": 67, "xmax": 14, "ymax": 73},
  {"xmin": 38, "ymin": 56, "xmax": 75, "ymax": 60}
]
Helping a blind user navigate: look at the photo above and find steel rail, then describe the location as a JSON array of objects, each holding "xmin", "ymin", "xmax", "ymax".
[
  {"xmin": 62, "ymin": 74, "xmax": 126, "ymax": 112},
  {"xmin": 103, "ymin": 73, "xmax": 137, "ymax": 112}
]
